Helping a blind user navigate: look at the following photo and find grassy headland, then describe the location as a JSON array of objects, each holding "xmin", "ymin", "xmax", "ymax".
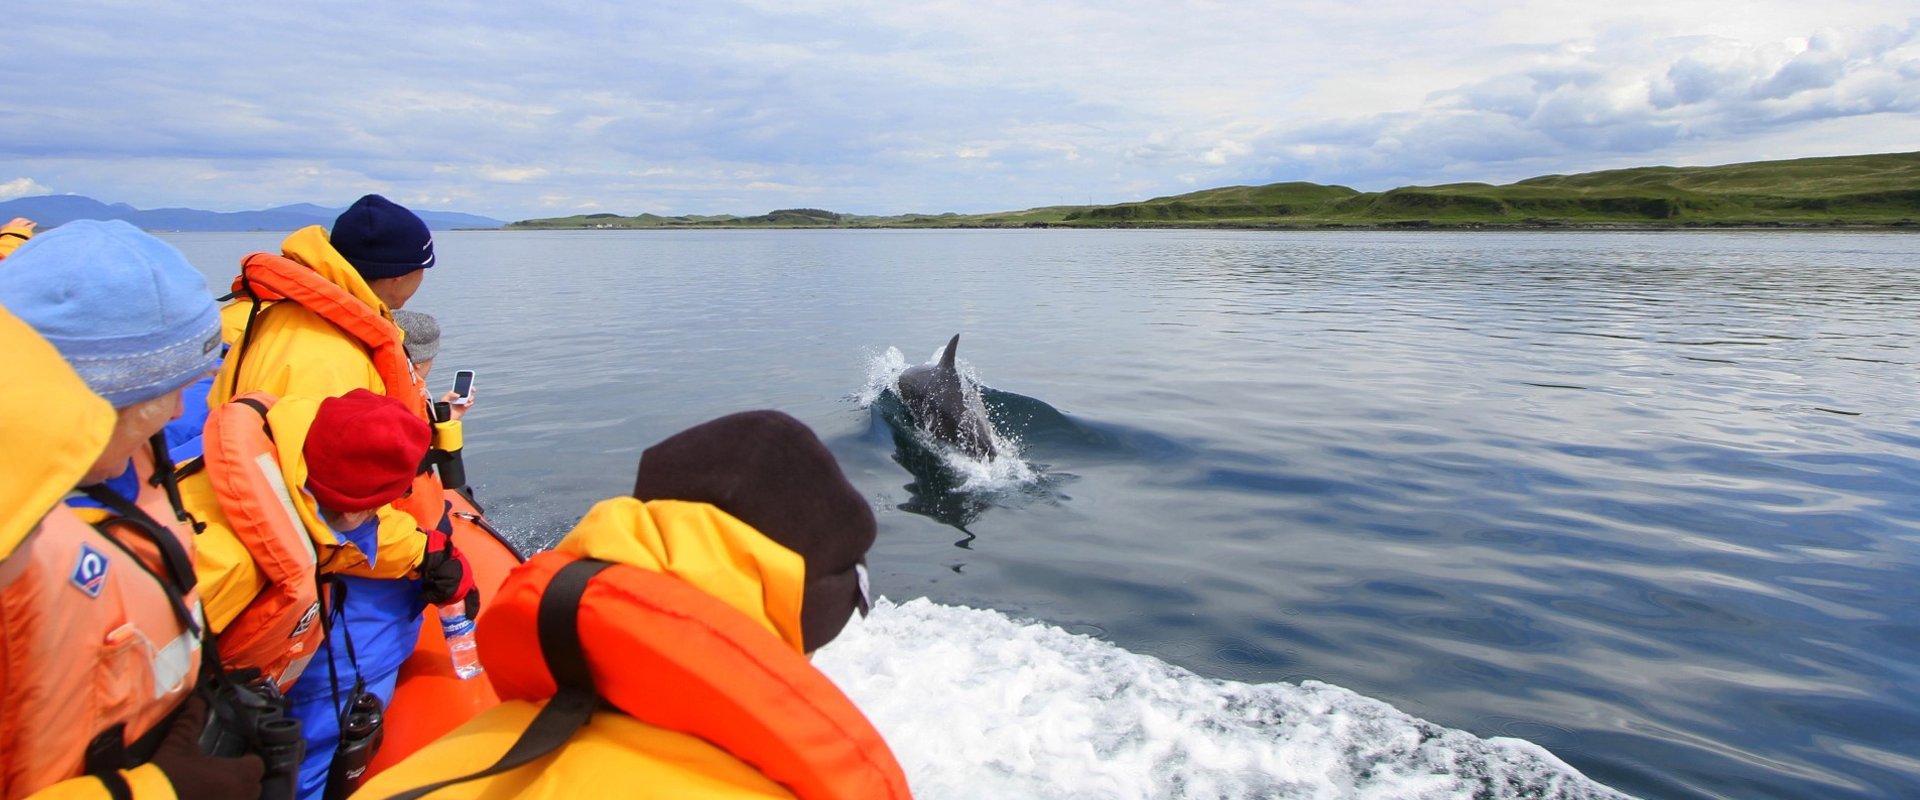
[{"xmin": 509, "ymin": 151, "xmax": 1920, "ymax": 230}]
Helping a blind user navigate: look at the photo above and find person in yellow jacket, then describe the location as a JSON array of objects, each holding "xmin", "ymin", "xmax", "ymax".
[
  {"xmin": 0, "ymin": 216, "xmax": 34, "ymax": 258},
  {"xmin": 0, "ymin": 301, "xmax": 261, "ymax": 793},
  {"xmin": 355, "ymin": 411, "xmax": 911, "ymax": 800},
  {"xmin": 211, "ymin": 195, "xmax": 451, "ymax": 581}
]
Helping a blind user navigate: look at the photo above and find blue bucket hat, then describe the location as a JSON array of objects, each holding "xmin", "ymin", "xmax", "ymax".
[
  {"xmin": 331, "ymin": 194, "xmax": 436, "ymax": 280},
  {"xmin": 0, "ymin": 219, "xmax": 221, "ymax": 408}
]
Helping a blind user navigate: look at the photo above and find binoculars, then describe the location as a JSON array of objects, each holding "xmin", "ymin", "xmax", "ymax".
[
  {"xmin": 198, "ymin": 675, "xmax": 304, "ymax": 800},
  {"xmin": 325, "ymin": 688, "xmax": 385, "ymax": 800}
]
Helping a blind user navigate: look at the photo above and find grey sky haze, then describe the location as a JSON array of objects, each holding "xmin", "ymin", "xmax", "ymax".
[{"xmin": 2, "ymin": 1, "xmax": 1914, "ymax": 221}]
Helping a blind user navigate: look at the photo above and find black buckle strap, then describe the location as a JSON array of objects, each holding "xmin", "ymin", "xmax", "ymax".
[
  {"xmin": 145, "ymin": 433, "xmax": 205, "ymax": 534},
  {"xmin": 384, "ymin": 559, "xmax": 612, "ymax": 800},
  {"xmin": 228, "ymin": 270, "xmax": 264, "ymax": 400}
]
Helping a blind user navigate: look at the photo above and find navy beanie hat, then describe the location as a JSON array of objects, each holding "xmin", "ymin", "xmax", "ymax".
[
  {"xmin": 331, "ymin": 194, "xmax": 435, "ymax": 281},
  {"xmin": 0, "ymin": 220, "xmax": 221, "ymax": 408}
]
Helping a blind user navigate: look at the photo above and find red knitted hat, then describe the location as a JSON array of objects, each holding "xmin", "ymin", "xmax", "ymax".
[{"xmin": 304, "ymin": 389, "xmax": 431, "ymax": 513}]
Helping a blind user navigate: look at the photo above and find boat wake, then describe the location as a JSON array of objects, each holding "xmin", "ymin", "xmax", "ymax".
[{"xmin": 818, "ymin": 598, "xmax": 1633, "ymax": 800}]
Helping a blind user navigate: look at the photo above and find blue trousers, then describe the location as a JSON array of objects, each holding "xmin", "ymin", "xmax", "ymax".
[
  {"xmin": 286, "ymin": 575, "xmax": 424, "ymax": 800},
  {"xmin": 289, "ymin": 664, "xmax": 402, "ymax": 800}
]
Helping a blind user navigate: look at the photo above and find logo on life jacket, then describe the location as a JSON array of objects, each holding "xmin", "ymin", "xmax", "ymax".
[
  {"xmin": 71, "ymin": 542, "xmax": 109, "ymax": 598},
  {"xmin": 290, "ymin": 601, "xmax": 321, "ymax": 638}
]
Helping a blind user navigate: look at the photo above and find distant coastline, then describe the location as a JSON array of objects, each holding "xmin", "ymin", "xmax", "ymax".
[
  {"xmin": 4, "ymin": 151, "xmax": 1914, "ymax": 234},
  {"xmin": 510, "ymin": 151, "xmax": 1920, "ymax": 231}
]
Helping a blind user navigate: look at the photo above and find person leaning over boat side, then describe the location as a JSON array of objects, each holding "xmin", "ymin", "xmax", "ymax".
[
  {"xmin": 354, "ymin": 411, "xmax": 911, "ymax": 800},
  {"xmin": 0, "ymin": 216, "xmax": 35, "ymax": 259},
  {"xmin": 180, "ymin": 386, "xmax": 446, "ymax": 692},
  {"xmin": 278, "ymin": 390, "xmax": 445, "ymax": 800},
  {"xmin": 212, "ymin": 194, "xmax": 471, "ymax": 598},
  {"xmin": 0, "ymin": 240, "xmax": 263, "ymax": 798}
]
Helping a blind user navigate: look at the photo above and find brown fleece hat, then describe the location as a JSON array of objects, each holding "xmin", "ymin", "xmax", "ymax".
[{"xmin": 632, "ymin": 410, "xmax": 875, "ymax": 652}]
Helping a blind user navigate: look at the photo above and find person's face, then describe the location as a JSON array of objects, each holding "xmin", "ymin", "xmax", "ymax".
[
  {"xmin": 326, "ymin": 507, "xmax": 379, "ymax": 531},
  {"xmin": 414, "ymin": 357, "xmax": 434, "ymax": 381},
  {"xmin": 80, "ymin": 385, "xmax": 187, "ymax": 484}
]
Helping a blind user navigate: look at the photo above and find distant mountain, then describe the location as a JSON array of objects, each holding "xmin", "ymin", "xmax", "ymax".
[{"xmin": 0, "ymin": 195, "xmax": 504, "ymax": 231}]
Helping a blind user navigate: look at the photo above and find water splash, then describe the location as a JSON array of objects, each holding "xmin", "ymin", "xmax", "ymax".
[
  {"xmin": 860, "ymin": 345, "xmax": 1038, "ymax": 492},
  {"xmin": 817, "ymin": 598, "xmax": 1633, "ymax": 800}
]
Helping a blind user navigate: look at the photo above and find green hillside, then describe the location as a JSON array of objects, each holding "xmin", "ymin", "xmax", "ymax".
[{"xmin": 510, "ymin": 151, "xmax": 1920, "ymax": 230}]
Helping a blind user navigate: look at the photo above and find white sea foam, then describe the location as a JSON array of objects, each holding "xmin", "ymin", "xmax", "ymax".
[
  {"xmin": 816, "ymin": 598, "xmax": 1633, "ymax": 800},
  {"xmin": 855, "ymin": 346, "xmax": 913, "ymax": 407}
]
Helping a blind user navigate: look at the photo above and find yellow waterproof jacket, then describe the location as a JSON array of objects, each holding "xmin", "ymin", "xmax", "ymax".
[
  {"xmin": 209, "ymin": 226, "xmax": 426, "ymax": 579},
  {"xmin": 0, "ymin": 309, "xmax": 183, "ymax": 800},
  {"xmin": 353, "ymin": 498, "xmax": 910, "ymax": 800},
  {"xmin": 0, "ymin": 218, "xmax": 33, "ymax": 259}
]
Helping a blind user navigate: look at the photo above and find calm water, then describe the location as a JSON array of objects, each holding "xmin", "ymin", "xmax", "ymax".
[{"xmin": 167, "ymin": 229, "xmax": 1920, "ymax": 800}]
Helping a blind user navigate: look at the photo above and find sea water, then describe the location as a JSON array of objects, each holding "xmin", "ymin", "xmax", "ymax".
[{"xmin": 167, "ymin": 228, "xmax": 1920, "ymax": 799}]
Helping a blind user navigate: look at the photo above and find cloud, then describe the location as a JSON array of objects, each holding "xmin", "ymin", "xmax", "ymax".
[
  {"xmin": 1241, "ymin": 18, "xmax": 1920, "ymax": 189},
  {"xmin": 0, "ymin": 178, "xmax": 52, "ymax": 200},
  {"xmin": 0, "ymin": 2, "xmax": 1914, "ymax": 216}
]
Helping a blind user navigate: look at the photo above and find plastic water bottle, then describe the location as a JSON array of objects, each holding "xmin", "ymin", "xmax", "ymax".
[{"xmin": 440, "ymin": 606, "xmax": 484, "ymax": 680}]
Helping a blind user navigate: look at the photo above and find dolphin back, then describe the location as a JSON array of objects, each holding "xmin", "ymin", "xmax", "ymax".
[{"xmin": 895, "ymin": 332, "xmax": 998, "ymax": 460}]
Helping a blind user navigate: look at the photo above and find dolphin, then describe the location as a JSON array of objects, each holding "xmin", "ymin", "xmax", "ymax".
[{"xmin": 896, "ymin": 334, "xmax": 999, "ymax": 460}]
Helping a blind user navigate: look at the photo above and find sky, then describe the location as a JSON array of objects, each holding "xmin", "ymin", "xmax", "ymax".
[{"xmin": 1, "ymin": 1, "xmax": 1915, "ymax": 222}]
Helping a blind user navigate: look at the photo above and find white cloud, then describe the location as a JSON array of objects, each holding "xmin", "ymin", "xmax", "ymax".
[
  {"xmin": 479, "ymin": 167, "xmax": 552, "ymax": 183},
  {"xmin": 1241, "ymin": 18, "xmax": 1920, "ymax": 190},
  {"xmin": 0, "ymin": 178, "xmax": 51, "ymax": 200}
]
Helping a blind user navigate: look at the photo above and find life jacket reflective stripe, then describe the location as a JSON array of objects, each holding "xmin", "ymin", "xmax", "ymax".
[
  {"xmin": 227, "ymin": 252, "xmax": 447, "ymax": 529},
  {"xmin": 200, "ymin": 392, "xmax": 324, "ymax": 689},
  {"xmin": 0, "ymin": 509, "xmax": 201, "ymax": 799},
  {"xmin": 480, "ymin": 551, "xmax": 911, "ymax": 800}
]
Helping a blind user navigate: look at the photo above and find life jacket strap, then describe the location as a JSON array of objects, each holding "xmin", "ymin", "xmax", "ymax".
[
  {"xmin": 145, "ymin": 433, "xmax": 205, "ymax": 534},
  {"xmin": 79, "ymin": 483, "xmax": 201, "ymax": 638},
  {"xmin": 228, "ymin": 269, "xmax": 265, "ymax": 400},
  {"xmin": 94, "ymin": 772, "xmax": 133, "ymax": 800},
  {"xmin": 382, "ymin": 558, "xmax": 612, "ymax": 800}
]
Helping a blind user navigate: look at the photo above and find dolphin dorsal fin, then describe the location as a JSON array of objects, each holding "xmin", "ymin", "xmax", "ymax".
[{"xmin": 940, "ymin": 334, "xmax": 961, "ymax": 372}]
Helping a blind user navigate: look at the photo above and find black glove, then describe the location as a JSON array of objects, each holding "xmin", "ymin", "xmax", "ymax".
[{"xmin": 150, "ymin": 693, "xmax": 268, "ymax": 798}]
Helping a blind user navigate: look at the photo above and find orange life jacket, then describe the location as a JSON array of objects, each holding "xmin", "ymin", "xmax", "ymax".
[
  {"xmin": 479, "ymin": 550, "xmax": 912, "ymax": 800},
  {"xmin": 226, "ymin": 252, "xmax": 446, "ymax": 528},
  {"xmin": 0, "ymin": 460, "xmax": 204, "ymax": 798},
  {"xmin": 228, "ymin": 253, "xmax": 422, "ymax": 422},
  {"xmin": 198, "ymin": 392, "xmax": 324, "ymax": 689}
]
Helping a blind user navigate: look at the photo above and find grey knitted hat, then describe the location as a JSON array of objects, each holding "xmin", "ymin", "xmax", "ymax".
[{"xmin": 392, "ymin": 309, "xmax": 440, "ymax": 364}]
